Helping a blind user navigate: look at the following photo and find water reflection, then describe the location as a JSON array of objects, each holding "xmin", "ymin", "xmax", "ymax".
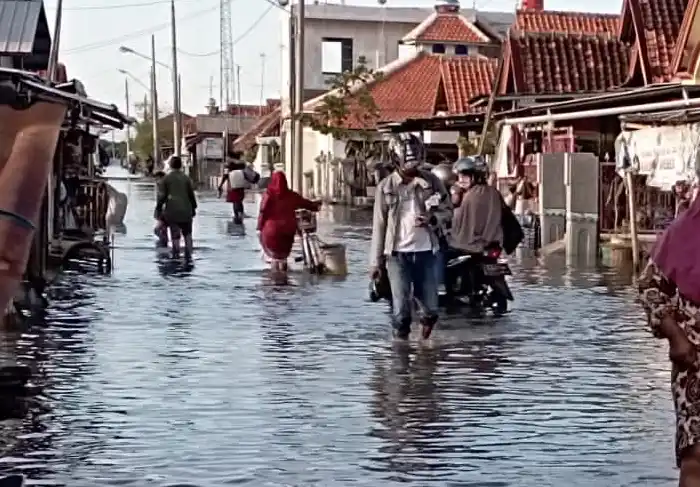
[{"xmin": 0, "ymin": 174, "xmax": 678, "ymax": 485}]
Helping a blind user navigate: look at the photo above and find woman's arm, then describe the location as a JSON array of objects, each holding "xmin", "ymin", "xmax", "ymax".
[
  {"xmin": 217, "ymin": 174, "xmax": 228, "ymax": 193},
  {"xmin": 293, "ymin": 192, "xmax": 321, "ymax": 211},
  {"xmin": 638, "ymin": 260, "xmax": 683, "ymax": 340}
]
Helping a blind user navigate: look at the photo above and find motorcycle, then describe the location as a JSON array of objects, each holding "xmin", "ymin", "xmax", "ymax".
[{"xmin": 443, "ymin": 243, "xmax": 513, "ymax": 314}]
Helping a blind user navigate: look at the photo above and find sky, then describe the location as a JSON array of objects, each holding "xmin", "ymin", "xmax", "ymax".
[{"xmin": 45, "ymin": 0, "xmax": 624, "ymax": 123}]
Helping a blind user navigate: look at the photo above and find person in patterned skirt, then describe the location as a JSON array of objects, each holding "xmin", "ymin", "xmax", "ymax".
[{"xmin": 638, "ymin": 186, "xmax": 700, "ymax": 486}]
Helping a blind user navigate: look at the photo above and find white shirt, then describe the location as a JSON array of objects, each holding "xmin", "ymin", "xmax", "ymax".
[
  {"xmin": 393, "ymin": 185, "xmax": 432, "ymax": 252},
  {"xmin": 227, "ymin": 169, "xmax": 247, "ymax": 190}
]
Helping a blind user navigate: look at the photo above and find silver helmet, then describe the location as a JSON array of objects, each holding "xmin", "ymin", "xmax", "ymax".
[
  {"xmin": 431, "ymin": 162, "xmax": 456, "ymax": 187},
  {"xmin": 387, "ymin": 133, "xmax": 425, "ymax": 169}
]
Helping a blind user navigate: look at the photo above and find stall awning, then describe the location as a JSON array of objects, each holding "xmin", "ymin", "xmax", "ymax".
[{"xmin": 615, "ymin": 123, "xmax": 700, "ymax": 190}]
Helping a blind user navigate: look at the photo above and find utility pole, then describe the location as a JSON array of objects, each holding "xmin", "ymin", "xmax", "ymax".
[
  {"xmin": 124, "ymin": 78, "xmax": 131, "ymax": 160},
  {"xmin": 150, "ymin": 34, "xmax": 160, "ymax": 167},
  {"xmin": 170, "ymin": 0, "xmax": 181, "ymax": 157},
  {"xmin": 259, "ymin": 52, "xmax": 266, "ymax": 116},
  {"xmin": 288, "ymin": 14, "xmax": 296, "ymax": 189},
  {"xmin": 236, "ymin": 64, "xmax": 242, "ymax": 134},
  {"xmin": 292, "ymin": 0, "xmax": 305, "ymax": 193}
]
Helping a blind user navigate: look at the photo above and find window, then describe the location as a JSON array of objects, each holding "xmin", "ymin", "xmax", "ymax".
[
  {"xmin": 432, "ymin": 43, "xmax": 445, "ymax": 54},
  {"xmin": 455, "ymin": 44, "xmax": 468, "ymax": 55},
  {"xmin": 321, "ymin": 38, "xmax": 353, "ymax": 74}
]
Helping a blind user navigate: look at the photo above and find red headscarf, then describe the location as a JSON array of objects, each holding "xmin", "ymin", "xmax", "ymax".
[
  {"xmin": 267, "ymin": 171, "xmax": 290, "ymax": 196},
  {"xmin": 652, "ymin": 193, "xmax": 700, "ymax": 303}
]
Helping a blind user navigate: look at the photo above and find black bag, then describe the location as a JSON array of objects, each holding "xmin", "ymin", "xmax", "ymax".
[
  {"xmin": 501, "ymin": 202, "xmax": 524, "ymax": 255},
  {"xmin": 368, "ymin": 267, "xmax": 392, "ymax": 302}
]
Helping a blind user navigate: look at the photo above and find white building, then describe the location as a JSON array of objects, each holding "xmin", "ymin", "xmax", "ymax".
[
  {"xmin": 278, "ymin": 1, "xmax": 513, "ymax": 117},
  {"xmin": 278, "ymin": 0, "xmax": 511, "ymax": 202}
]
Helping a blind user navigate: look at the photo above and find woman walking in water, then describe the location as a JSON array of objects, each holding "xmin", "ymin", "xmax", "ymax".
[
  {"xmin": 638, "ymin": 184, "xmax": 700, "ymax": 486},
  {"xmin": 257, "ymin": 171, "xmax": 319, "ymax": 274}
]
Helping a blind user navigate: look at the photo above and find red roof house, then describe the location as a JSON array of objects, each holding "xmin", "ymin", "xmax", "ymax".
[{"xmin": 302, "ymin": 0, "xmax": 500, "ymax": 130}]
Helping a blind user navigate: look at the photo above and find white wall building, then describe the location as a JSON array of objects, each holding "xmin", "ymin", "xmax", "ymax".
[
  {"xmin": 278, "ymin": 0, "xmax": 512, "ymax": 201},
  {"xmin": 278, "ymin": 1, "xmax": 512, "ymax": 117}
]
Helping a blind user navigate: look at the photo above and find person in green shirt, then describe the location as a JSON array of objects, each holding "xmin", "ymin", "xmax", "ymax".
[{"xmin": 156, "ymin": 156, "xmax": 197, "ymax": 259}]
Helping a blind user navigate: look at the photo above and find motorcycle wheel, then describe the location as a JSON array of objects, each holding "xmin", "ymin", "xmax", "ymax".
[{"xmin": 492, "ymin": 296, "xmax": 508, "ymax": 315}]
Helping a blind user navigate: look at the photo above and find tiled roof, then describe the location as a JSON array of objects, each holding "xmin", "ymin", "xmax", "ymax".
[
  {"xmin": 621, "ymin": 0, "xmax": 689, "ymax": 83},
  {"xmin": 345, "ymin": 53, "xmax": 443, "ymax": 128},
  {"xmin": 307, "ymin": 53, "xmax": 495, "ymax": 129},
  {"xmin": 670, "ymin": 0, "xmax": 700, "ymax": 74},
  {"xmin": 515, "ymin": 9, "xmax": 620, "ymax": 34},
  {"xmin": 402, "ymin": 12, "xmax": 492, "ymax": 44},
  {"xmin": 440, "ymin": 56, "xmax": 498, "ymax": 113},
  {"xmin": 232, "ymin": 108, "xmax": 281, "ymax": 152},
  {"xmin": 510, "ymin": 32, "xmax": 632, "ymax": 94}
]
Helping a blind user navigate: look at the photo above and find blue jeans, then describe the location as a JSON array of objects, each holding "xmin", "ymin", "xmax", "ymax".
[
  {"xmin": 386, "ymin": 251, "xmax": 439, "ymax": 334},
  {"xmin": 434, "ymin": 239, "xmax": 448, "ymax": 289}
]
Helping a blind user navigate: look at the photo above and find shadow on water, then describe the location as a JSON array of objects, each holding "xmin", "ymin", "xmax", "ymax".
[{"xmin": 0, "ymin": 173, "xmax": 679, "ymax": 486}]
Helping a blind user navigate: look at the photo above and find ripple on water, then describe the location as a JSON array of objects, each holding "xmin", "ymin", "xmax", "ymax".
[{"xmin": 0, "ymin": 179, "xmax": 678, "ymax": 486}]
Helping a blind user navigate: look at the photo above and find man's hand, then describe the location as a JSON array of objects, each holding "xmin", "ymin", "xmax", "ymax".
[
  {"xmin": 669, "ymin": 332, "xmax": 696, "ymax": 370},
  {"xmin": 369, "ymin": 266, "xmax": 382, "ymax": 280}
]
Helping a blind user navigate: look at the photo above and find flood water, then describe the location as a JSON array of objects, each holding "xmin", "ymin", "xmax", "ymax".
[{"xmin": 0, "ymin": 169, "xmax": 678, "ymax": 486}]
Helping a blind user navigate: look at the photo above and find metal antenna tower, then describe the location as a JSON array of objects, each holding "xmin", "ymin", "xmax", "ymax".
[{"xmin": 219, "ymin": 0, "xmax": 234, "ymax": 111}]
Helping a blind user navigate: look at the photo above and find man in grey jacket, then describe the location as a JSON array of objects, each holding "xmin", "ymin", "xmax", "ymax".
[{"xmin": 369, "ymin": 134, "xmax": 451, "ymax": 340}]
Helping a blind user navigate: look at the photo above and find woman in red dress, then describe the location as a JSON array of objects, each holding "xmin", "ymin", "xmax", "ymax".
[{"xmin": 257, "ymin": 171, "xmax": 320, "ymax": 273}]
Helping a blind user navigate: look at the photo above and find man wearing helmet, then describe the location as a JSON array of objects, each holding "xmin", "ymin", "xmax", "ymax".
[{"xmin": 369, "ymin": 133, "xmax": 451, "ymax": 340}]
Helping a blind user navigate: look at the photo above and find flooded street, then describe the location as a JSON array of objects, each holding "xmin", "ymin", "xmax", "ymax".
[{"xmin": 0, "ymin": 174, "xmax": 679, "ymax": 486}]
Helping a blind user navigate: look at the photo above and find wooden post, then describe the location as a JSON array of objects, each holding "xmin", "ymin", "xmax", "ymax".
[{"xmin": 624, "ymin": 171, "xmax": 640, "ymax": 270}]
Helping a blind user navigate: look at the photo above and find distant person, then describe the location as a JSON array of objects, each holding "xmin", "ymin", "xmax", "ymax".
[
  {"xmin": 156, "ymin": 157, "xmax": 197, "ymax": 259},
  {"xmin": 638, "ymin": 189, "xmax": 700, "ymax": 487},
  {"xmin": 257, "ymin": 171, "xmax": 320, "ymax": 275},
  {"xmin": 152, "ymin": 171, "xmax": 169, "ymax": 250},
  {"xmin": 217, "ymin": 155, "xmax": 259, "ymax": 224},
  {"xmin": 145, "ymin": 155, "xmax": 154, "ymax": 176}
]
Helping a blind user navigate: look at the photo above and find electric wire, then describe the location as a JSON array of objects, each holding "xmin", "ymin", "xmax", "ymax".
[{"xmin": 63, "ymin": 1, "xmax": 220, "ymax": 54}]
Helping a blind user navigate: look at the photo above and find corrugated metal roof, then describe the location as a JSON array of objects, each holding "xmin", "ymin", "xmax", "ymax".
[{"xmin": 0, "ymin": 0, "xmax": 43, "ymax": 54}]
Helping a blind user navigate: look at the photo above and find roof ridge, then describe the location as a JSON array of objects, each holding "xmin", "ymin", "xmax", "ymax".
[
  {"xmin": 516, "ymin": 8, "xmax": 620, "ymax": 18},
  {"xmin": 402, "ymin": 12, "xmax": 438, "ymax": 42},
  {"xmin": 457, "ymin": 15, "xmax": 492, "ymax": 42}
]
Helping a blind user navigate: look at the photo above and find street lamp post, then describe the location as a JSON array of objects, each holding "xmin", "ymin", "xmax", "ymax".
[
  {"xmin": 292, "ymin": 0, "xmax": 305, "ymax": 194},
  {"xmin": 150, "ymin": 35, "xmax": 161, "ymax": 168},
  {"xmin": 170, "ymin": 0, "xmax": 182, "ymax": 157},
  {"xmin": 124, "ymin": 77, "xmax": 131, "ymax": 160}
]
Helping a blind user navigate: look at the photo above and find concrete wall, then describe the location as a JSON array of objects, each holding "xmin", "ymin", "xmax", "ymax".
[
  {"xmin": 538, "ymin": 153, "xmax": 566, "ymax": 247},
  {"xmin": 538, "ymin": 152, "xmax": 600, "ymax": 262},
  {"xmin": 565, "ymin": 152, "xmax": 599, "ymax": 263},
  {"xmin": 278, "ymin": 4, "xmax": 513, "ymax": 116}
]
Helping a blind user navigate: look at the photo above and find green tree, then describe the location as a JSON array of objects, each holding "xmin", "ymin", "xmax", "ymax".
[
  {"xmin": 457, "ymin": 129, "xmax": 497, "ymax": 158},
  {"xmin": 297, "ymin": 55, "xmax": 382, "ymax": 144},
  {"xmin": 131, "ymin": 101, "xmax": 174, "ymax": 159}
]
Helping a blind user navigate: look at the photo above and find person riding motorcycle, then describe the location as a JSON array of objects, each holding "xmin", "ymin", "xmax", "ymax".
[{"xmin": 445, "ymin": 156, "xmax": 504, "ymax": 300}]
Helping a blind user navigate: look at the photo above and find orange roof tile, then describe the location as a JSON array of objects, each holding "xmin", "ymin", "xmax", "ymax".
[
  {"xmin": 322, "ymin": 53, "xmax": 495, "ymax": 129},
  {"xmin": 515, "ymin": 9, "xmax": 620, "ymax": 35},
  {"xmin": 417, "ymin": 15, "xmax": 489, "ymax": 43},
  {"xmin": 403, "ymin": 12, "xmax": 491, "ymax": 44},
  {"xmin": 440, "ymin": 56, "xmax": 497, "ymax": 113},
  {"xmin": 232, "ymin": 108, "xmax": 281, "ymax": 151},
  {"xmin": 621, "ymin": 0, "xmax": 689, "ymax": 83},
  {"xmin": 509, "ymin": 32, "xmax": 632, "ymax": 94}
]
